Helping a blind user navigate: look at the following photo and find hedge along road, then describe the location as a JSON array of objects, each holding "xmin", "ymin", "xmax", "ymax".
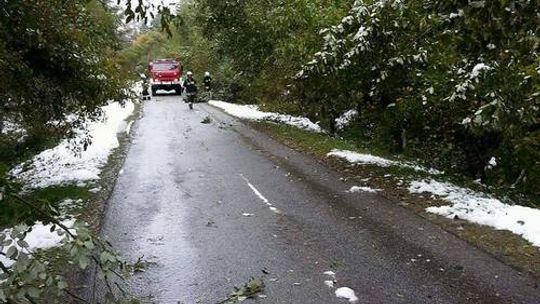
[{"xmin": 92, "ymin": 93, "xmax": 539, "ymax": 304}]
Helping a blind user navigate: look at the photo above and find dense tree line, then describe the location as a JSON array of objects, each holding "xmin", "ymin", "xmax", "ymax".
[{"xmin": 134, "ymin": 0, "xmax": 537, "ymax": 203}]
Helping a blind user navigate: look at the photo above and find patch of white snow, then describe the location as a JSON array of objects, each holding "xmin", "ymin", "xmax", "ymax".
[
  {"xmin": 409, "ymin": 179, "xmax": 540, "ymax": 247},
  {"xmin": 335, "ymin": 109, "xmax": 358, "ymax": 131},
  {"xmin": 470, "ymin": 63, "xmax": 490, "ymax": 79},
  {"xmin": 1, "ymin": 120, "xmax": 25, "ymax": 135},
  {"xmin": 323, "ymin": 270, "xmax": 336, "ymax": 277},
  {"xmin": 209, "ymin": 100, "xmax": 322, "ymax": 133},
  {"xmin": 126, "ymin": 120, "xmax": 134, "ymax": 135},
  {"xmin": 328, "ymin": 150, "xmax": 394, "ymax": 167},
  {"xmin": 324, "ymin": 280, "xmax": 335, "ymax": 288},
  {"xmin": 327, "ymin": 149, "xmax": 442, "ymax": 175},
  {"xmin": 0, "ymin": 219, "xmax": 75, "ymax": 268},
  {"xmin": 348, "ymin": 186, "xmax": 381, "ymax": 193},
  {"xmin": 335, "ymin": 287, "xmax": 359, "ymax": 302},
  {"xmin": 11, "ymin": 101, "xmax": 135, "ymax": 188}
]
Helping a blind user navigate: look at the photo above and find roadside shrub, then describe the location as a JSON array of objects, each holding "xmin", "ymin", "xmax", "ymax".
[{"xmin": 294, "ymin": 0, "xmax": 539, "ymax": 203}]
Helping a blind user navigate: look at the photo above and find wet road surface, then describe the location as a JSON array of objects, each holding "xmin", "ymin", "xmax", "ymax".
[{"xmin": 97, "ymin": 94, "xmax": 540, "ymax": 303}]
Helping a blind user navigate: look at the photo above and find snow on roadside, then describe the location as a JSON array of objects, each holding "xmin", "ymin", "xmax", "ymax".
[
  {"xmin": 11, "ymin": 101, "xmax": 135, "ymax": 188},
  {"xmin": 209, "ymin": 100, "xmax": 322, "ymax": 133},
  {"xmin": 348, "ymin": 186, "xmax": 381, "ymax": 193},
  {"xmin": 0, "ymin": 219, "xmax": 75, "ymax": 268},
  {"xmin": 328, "ymin": 149, "xmax": 442, "ymax": 175},
  {"xmin": 409, "ymin": 179, "xmax": 540, "ymax": 247}
]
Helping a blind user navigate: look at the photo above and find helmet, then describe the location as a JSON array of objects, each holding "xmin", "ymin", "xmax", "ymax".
[
  {"xmin": 187, "ymin": 71, "xmax": 193, "ymax": 76},
  {"xmin": 205, "ymin": 71, "xmax": 210, "ymax": 77}
]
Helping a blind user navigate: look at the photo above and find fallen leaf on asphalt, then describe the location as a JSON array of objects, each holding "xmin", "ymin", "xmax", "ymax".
[{"xmin": 218, "ymin": 277, "xmax": 265, "ymax": 304}]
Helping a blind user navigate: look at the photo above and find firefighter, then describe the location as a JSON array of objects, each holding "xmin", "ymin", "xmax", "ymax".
[
  {"xmin": 203, "ymin": 72, "xmax": 212, "ymax": 91},
  {"xmin": 141, "ymin": 74, "xmax": 151, "ymax": 101},
  {"xmin": 184, "ymin": 71, "xmax": 197, "ymax": 110}
]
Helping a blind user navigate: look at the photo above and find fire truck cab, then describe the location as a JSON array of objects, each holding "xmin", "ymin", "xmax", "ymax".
[{"xmin": 149, "ymin": 59, "xmax": 183, "ymax": 95}]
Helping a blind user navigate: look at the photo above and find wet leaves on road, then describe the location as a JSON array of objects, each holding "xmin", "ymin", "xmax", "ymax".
[
  {"xmin": 218, "ymin": 277, "xmax": 265, "ymax": 303},
  {"xmin": 206, "ymin": 219, "xmax": 217, "ymax": 228},
  {"xmin": 126, "ymin": 256, "xmax": 157, "ymax": 275}
]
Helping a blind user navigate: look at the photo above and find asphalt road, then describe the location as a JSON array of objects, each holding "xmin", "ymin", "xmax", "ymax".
[{"xmin": 97, "ymin": 94, "xmax": 540, "ymax": 303}]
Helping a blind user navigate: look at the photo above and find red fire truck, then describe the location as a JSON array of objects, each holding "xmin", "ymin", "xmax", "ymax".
[{"xmin": 149, "ymin": 59, "xmax": 183, "ymax": 95}]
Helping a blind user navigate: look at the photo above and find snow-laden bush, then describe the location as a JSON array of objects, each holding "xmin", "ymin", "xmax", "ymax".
[{"xmin": 293, "ymin": 0, "xmax": 539, "ymax": 202}]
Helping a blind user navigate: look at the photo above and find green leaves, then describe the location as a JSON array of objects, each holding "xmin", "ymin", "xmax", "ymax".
[
  {"xmin": 219, "ymin": 277, "xmax": 265, "ymax": 303},
  {"xmin": 124, "ymin": 6, "xmax": 135, "ymax": 24},
  {"xmin": 27, "ymin": 287, "xmax": 41, "ymax": 299},
  {"xmin": 0, "ymin": 183, "xmax": 129, "ymax": 302},
  {"xmin": 0, "ymin": 216, "xmax": 130, "ymax": 302},
  {"xmin": 78, "ymin": 254, "xmax": 90, "ymax": 270},
  {"xmin": 6, "ymin": 246, "xmax": 18, "ymax": 259}
]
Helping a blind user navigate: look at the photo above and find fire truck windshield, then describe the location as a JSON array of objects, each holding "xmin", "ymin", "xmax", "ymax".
[{"xmin": 152, "ymin": 63, "xmax": 178, "ymax": 71}]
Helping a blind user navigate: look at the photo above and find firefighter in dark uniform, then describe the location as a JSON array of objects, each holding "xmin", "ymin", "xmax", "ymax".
[
  {"xmin": 202, "ymin": 71, "xmax": 212, "ymax": 101},
  {"xmin": 184, "ymin": 71, "xmax": 197, "ymax": 110},
  {"xmin": 203, "ymin": 72, "xmax": 212, "ymax": 91}
]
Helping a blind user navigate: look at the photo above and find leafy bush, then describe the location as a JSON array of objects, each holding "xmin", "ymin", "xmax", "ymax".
[{"xmin": 293, "ymin": 0, "xmax": 539, "ymax": 202}]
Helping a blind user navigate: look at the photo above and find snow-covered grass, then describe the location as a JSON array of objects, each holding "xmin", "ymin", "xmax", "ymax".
[
  {"xmin": 409, "ymin": 179, "xmax": 540, "ymax": 247},
  {"xmin": 11, "ymin": 101, "xmax": 135, "ymax": 188},
  {"xmin": 209, "ymin": 100, "xmax": 322, "ymax": 133},
  {"xmin": 0, "ymin": 219, "xmax": 75, "ymax": 268},
  {"xmin": 327, "ymin": 149, "xmax": 442, "ymax": 175}
]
